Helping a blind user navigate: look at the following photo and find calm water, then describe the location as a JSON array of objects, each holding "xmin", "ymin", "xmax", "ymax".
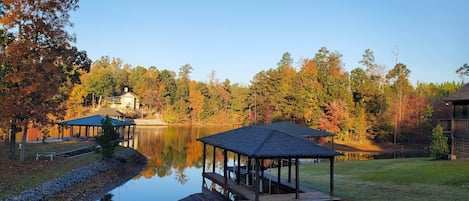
[{"xmin": 100, "ymin": 126, "xmax": 234, "ymax": 201}]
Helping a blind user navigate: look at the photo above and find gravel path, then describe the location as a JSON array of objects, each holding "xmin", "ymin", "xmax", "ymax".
[{"xmin": 5, "ymin": 148, "xmax": 147, "ymax": 201}]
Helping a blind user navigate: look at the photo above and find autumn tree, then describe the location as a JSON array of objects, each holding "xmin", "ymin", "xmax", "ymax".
[
  {"xmin": 173, "ymin": 64, "xmax": 192, "ymax": 122},
  {"xmin": 385, "ymin": 63, "xmax": 413, "ymax": 143},
  {"xmin": 0, "ymin": 0, "xmax": 90, "ymax": 160},
  {"xmin": 297, "ymin": 58, "xmax": 323, "ymax": 127},
  {"xmin": 188, "ymin": 80, "xmax": 204, "ymax": 123}
]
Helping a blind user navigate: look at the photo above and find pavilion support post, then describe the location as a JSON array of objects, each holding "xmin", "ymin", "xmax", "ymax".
[
  {"xmin": 85, "ymin": 126, "xmax": 89, "ymax": 138},
  {"xmin": 451, "ymin": 103, "xmax": 456, "ymax": 159},
  {"xmin": 288, "ymin": 157, "xmax": 292, "ymax": 183},
  {"xmin": 127, "ymin": 125, "xmax": 131, "ymax": 147},
  {"xmin": 223, "ymin": 149, "xmax": 228, "ymax": 187},
  {"xmin": 330, "ymin": 156, "xmax": 334, "ymax": 197},
  {"xmin": 70, "ymin": 126, "xmax": 73, "ymax": 137},
  {"xmin": 237, "ymin": 153, "xmax": 241, "ymax": 184},
  {"xmin": 255, "ymin": 158, "xmax": 260, "ymax": 201},
  {"xmin": 132, "ymin": 125, "xmax": 135, "ymax": 148},
  {"xmin": 212, "ymin": 146, "xmax": 216, "ymax": 173},
  {"xmin": 277, "ymin": 158, "xmax": 281, "ymax": 193},
  {"xmin": 295, "ymin": 157, "xmax": 299, "ymax": 199},
  {"xmin": 247, "ymin": 157, "xmax": 251, "ymax": 186},
  {"xmin": 261, "ymin": 159, "xmax": 264, "ymax": 178},
  {"xmin": 202, "ymin": 143, "xmax": 206, "ymax": 190}
]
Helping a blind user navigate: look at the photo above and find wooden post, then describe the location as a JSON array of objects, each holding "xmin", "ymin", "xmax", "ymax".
[
  {"xmin": 132, "ymin": 125, "xmax": 135, "ymax": 148},
  {"xmin": 247, "ymin": 157, "xmax": 251, "ymax": 186},
  {"xmin": 224, "ymin": 149, "xmax": 228, "ymax": 186},
  {"xmin": 277, "ymin": 158, "xmax": 281, "ymax": 193},
  {"xmin": 202, "ymin": 143, "xmax": 206, "ymax": 174},
  {"xmin": 212, "ymin": 146, "xmax": 216, "ymax": 173},
  {"xmin": 330, "ymin": 156, "xmax": 335, "ymax": 197},
  {"xmin": 255, "ymin": 158, "xmax": 260, "ymax": 201},
  {"xmin": 295, "ymin": 158, "xmax": 299, "ymax": 199},
  {"xmin": 288, "ymin": 157, "xmax": 292, "ymax": 183},
  {"xmin": 237, "ymin": 153, "xmax": 241, "ymax": 184},
  {"xmin": 202, "ymin": 143, "xmax": 206, "ymax": 190},
  {"xmin": 451, "ymin": 103, "xmax": 456, "ymax": 159}
]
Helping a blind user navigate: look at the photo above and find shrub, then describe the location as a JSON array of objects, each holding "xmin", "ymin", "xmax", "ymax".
[
  {"xmin": 96, "ymin": 116, "xmax": 120, "ymax": 159},
  {"xmin": 429, "ymin": 125, "xmax": 449, "ymax": 160}
]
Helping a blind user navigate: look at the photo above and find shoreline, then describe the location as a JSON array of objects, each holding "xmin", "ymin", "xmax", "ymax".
[{"xmin": 5, "ymin": 148, "xmax": 147, "ymax": 201}]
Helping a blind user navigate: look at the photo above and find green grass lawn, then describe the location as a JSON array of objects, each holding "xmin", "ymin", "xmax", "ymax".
[{"xmin": 287, "ymin": 158, "xmax": 469, "ymax": 201}]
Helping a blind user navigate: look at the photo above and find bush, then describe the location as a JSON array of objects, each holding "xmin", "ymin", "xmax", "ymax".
[
  {"xmin": 96, "ymin": 116, "xmax": 120, "ymax": 159},
  {"xmin": 429, "ymin": 125, "xmax": 449, "ymax": 160}
]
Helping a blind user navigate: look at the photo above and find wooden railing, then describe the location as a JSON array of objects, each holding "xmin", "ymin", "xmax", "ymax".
[
  {"xmin": 438, "ymin": 119, "xmax": 469, "ymax": 135},
  {"xmin": 438, "ymin": 119, "xmax": 469, "ymax": 158}
]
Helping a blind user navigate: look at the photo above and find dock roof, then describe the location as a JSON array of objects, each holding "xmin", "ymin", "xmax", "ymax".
[
  {"xmin": 197, "ymin": 126, "xmax": 340, "ymax": 158},
  {"xmin": 259, "ymin": 121, "xmax": 334, "ymax": 138}
]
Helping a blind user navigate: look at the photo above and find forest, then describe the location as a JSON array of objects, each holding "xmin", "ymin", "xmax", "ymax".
[{"xmin": 68, "ymin": 48, "xmax": 462, "ymax": 144}]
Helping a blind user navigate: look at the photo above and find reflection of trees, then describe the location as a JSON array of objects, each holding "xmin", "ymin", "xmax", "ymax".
[
  {"xmin": 134, "ymin": 126, "xmax": 232, "ymax": 183},
  {"xmin": 175, "ymin": 166, "xmax": 188, "ymax": 184}
]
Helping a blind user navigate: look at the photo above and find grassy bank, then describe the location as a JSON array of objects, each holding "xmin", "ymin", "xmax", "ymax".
[
  {"xmin": 0, "ymin": 141, "xmax": 101, "ymax": 199},
  {"xmin": 290, "ymin": 158, "xmax": 469, "ymax": 201}
]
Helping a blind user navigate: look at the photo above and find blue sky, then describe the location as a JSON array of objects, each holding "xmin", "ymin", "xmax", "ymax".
[{"xmin": 70, "ymin": 0, "xmax": 468, "ymax": 85}]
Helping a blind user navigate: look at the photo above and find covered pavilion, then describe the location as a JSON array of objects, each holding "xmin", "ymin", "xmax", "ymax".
[
  {"xmin": 197, "ymin": 126, "xmax": 341, "ymax": 201},
  {"xmin": 58, "ymin": 115, "xmax": 136, "ymax": 145}
]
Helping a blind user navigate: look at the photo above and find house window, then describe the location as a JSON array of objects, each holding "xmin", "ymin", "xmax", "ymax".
[{"xmin": 455, "ymin": 105, "xmax": 469, "ymax": 119}]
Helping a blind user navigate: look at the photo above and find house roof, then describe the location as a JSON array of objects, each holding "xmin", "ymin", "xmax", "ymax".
[
  {"xmin": 59, "ymin": 115, "xmax": 135, "ymax": 127},
  {"xmin": 445, "ymin": 83, "xmax": 469, "ymax": 103},
  {"xmin": 197, "ymin": 126, "xmax": 340, "ymax": 158},
  {"xmin": 90, "ymin": 108, "xmax": 125, "ymax": 117},
  {"xmin": 259, "ymin": 121, "xmax": 334, "ymax": 137}
]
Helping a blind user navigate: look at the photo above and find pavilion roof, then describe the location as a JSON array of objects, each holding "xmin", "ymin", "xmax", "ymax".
[
  {"xmin": 197, "ymin": 126, "xmax": 340, "ymax": 159},
  {"xmin": 59, "ymin": 115, "xmax": 135, "ymax": 127},
  {"xmin": 259, "ymin": 121, "xmax": 334, "ymax": 138},
  {"xmin": 445, "ymin": 83, "xmax": 469, "ymax": 104}
]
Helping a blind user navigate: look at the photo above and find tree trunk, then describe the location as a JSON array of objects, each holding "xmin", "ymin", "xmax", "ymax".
[
  {"xmin": 19, "ymin": 125, "xmax": 28, "ymax": 162},
  {"xmin": 8, "ymin": 124, "xmax": 17, "ymax": 160}
]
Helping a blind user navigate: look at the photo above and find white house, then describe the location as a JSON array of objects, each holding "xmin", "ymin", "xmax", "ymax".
[{"xmin": 106, "ymin": 87, "xmax": 140, "ymax": 113}]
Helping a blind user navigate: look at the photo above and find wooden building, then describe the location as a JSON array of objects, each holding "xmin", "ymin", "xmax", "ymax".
[{"xmin": 443, "ymin": 83, "xmax": 469, "ymax": 159}]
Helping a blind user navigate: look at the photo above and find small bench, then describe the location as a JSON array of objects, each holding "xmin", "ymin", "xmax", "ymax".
[{"xmin": 35, "ymin": 152, "xmax": 56, "ymax": 161}]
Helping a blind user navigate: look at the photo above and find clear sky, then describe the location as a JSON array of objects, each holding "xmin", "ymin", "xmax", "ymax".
[{"xmin": 70, "ymin": 0, "xmax": 468, "ymax": 86}]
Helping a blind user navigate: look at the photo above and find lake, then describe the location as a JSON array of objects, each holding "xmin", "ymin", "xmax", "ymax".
[{"xmin": 100, "ymin": 126, "xmax": 234, "ymax": 201}]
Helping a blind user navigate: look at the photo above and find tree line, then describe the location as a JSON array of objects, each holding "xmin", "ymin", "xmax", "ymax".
[{"xmin": 70, "ymin": 48, "xmax": 462, "ymax": 144}]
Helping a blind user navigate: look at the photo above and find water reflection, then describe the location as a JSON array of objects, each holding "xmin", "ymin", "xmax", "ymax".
[
  {"xmin": 133, "ymin": 126, "xmax": 232, "ymax": 183},
  {"xmin": 103, "ymin": 126, "xmax": 234, "ymax": 201}
]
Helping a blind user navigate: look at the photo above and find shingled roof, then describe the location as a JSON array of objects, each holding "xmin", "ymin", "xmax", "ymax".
[
  {"xmin": 60, "ymin": 115, "xmax": 135, "ymax": 127},
  {"xmin": 445, "ymin": 83, "xmax": 469, "ymax": 103},
  {"xmin": 197, "ymin": 126, "xmax": 340, "ymax": 158},
  {"xmin": 259, "ymin": 121, "xmax": 334, "ymax": 138}
]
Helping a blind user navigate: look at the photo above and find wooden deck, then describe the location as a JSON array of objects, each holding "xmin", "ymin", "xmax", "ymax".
[{"xmin": 200, "ymin": 172, "xmax": 340, "ymax": 201}]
